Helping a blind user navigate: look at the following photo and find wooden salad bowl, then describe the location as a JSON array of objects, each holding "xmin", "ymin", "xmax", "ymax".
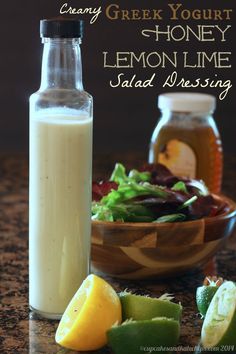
[{"xmin": 91, "ymin": 194, "xmax": 236, "ymax": 279}]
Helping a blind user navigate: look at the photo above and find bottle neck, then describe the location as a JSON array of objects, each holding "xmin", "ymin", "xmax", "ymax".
[{"xmin": 40, "ymin": 38, "xmax": 83, "ymax": 91}]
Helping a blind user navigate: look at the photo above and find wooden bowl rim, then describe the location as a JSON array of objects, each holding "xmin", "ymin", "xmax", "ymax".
[{"xmin": 92, "ymin": 193, "xmax": 236, "ymax": 229}]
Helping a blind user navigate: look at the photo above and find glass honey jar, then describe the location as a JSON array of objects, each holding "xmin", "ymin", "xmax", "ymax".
[{"xmin": 149, "ymin": 93, "xmax": 223, "ymax": 193}]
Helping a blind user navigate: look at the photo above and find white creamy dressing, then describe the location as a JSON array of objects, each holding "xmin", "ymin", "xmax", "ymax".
[{"xmin": 29, "ymin": 108, "xmax": 92, "ymax": 315}]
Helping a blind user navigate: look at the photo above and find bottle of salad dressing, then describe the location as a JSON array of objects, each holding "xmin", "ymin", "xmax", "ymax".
[
  {"xmin": 149, "ymin": 93, "xmax": 223, "ymax": 193},
  {"xmin": 29, "ymin": 19, "xmax": 93, "ymax": 319}
]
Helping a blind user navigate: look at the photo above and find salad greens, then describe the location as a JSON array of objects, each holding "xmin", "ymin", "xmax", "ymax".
[
  {"xmin": 172, "ymin": 181, "xmax": 188, "ymax": 194},
  {"xmin": 154, "ymin": 214, "xmax": 186, "ymax": 223},
  {"xmin": 110, "ymin": 163, "xmax": 151, "ymax": 184},
  {"xmin": 101, "ymin": 182, "xmax": 169, "ymax": 206},
  {"xmin": 92, "ymin": 163, "xmax": 224, "ymax": 223},
  {"xmin": 179, "ymin": 196, "xmax": 198, "ymax": 210}
]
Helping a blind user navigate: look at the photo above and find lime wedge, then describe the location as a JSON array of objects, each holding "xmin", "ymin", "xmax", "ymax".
[
  {"xmin": 196, "ymin": 286, "xmax": 218, "ymax": 317},
  {"xmin": 119, "ymin": 292, "xmax": 182, "ymax": 321},
  {"xmin": 107, "ymin": 317, "xmax": 180, "ymax": 354},
  {"xmin": 201, "ymin": 281, "xmax": 236, "ymax": 351}
]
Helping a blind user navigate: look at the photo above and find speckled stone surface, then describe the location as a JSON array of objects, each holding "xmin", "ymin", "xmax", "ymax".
[{"xmin": 0, "ymin": 154, "xmax": 236, "ymax": 354}]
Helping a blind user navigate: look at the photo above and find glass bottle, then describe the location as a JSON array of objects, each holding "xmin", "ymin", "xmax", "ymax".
[
  {"xmin": 29, "ymin": 19, "xmax": 93, "ymax": 319},
  {"xmin": 149, "ymin": 93, "xmax": 223, "ymax": 193}
]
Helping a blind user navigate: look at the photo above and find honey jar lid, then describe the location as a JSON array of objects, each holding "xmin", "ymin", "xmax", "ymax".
[{"xmin": 158, "ymin": 92, "xmax": 216, "ymax": 113}]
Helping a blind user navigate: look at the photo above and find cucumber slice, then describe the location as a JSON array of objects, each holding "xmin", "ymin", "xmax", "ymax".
[
  {"xmin": 107, "ymin": 317, "xmax": 180, "ymax": 354},
  {"xmin": 201, "ymin": 281, "xmax": 236, "ymax": 351}
]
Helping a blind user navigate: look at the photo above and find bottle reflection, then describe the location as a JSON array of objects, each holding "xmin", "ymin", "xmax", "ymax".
[{"xmin": 29, "ymin": 313, "xmax": 64, "ymax": 353}]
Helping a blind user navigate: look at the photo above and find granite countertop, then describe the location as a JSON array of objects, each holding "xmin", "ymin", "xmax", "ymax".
[{"xmin": 0, "ymin": 153, "xmax": 236, "ymax": 354}]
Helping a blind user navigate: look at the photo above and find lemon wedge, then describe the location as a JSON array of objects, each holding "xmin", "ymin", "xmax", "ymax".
[{"xmin": 55, "ymin": 274, "xmax": 122, "ymax": 351}]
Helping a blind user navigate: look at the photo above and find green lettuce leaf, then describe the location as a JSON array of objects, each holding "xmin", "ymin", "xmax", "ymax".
[
  {"xmin": 153, "ymin": 213, "xmax": 186, "ymax": 223},
  {"xmin": 101, "ymin": 182, "xmax": 169, "ymax": 207},
  {"xmin": 110, "ymin": 163, "xmax": 129, "ymax": 184},
  {"xmin": 179, "ymin": 196, "xmax": 198, "ymax": 210},
  {"xmin": 92, "ymin": 201, "xmax": 154, "ymax": 222},
  {"xmin": 110, "ymin": 163, "xmax": 151, "ymax": 184},
  {"xmin": 172, "ymin": 181, "xmax": 188, "ymax": 193}
]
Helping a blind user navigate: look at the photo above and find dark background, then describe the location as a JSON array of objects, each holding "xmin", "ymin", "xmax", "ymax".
[{"xmin": 0, "ymin": 0, "xmax": 235, "ymax": 155}]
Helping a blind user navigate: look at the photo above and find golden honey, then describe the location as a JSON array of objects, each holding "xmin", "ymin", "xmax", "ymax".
[{"xmin": 149, "ymin": 93, "xmax": 223, "ymax": 193}]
